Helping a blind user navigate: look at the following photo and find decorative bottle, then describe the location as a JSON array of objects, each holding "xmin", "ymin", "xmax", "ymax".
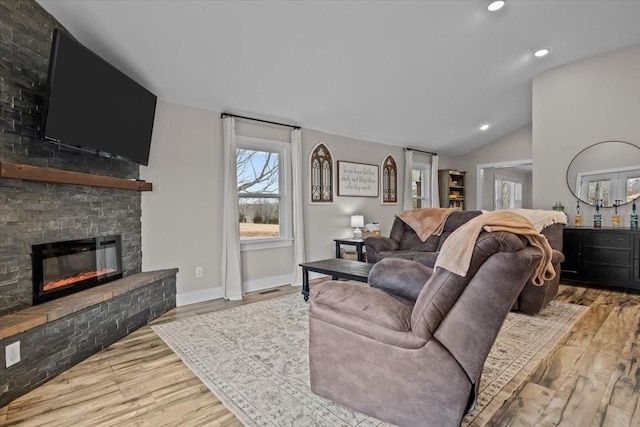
[
  {"xmin": 593, "ymin": 200, "xmax": 602, "ymax": 228},
  {"xmin": 574, "ymin": 200, "xmax": 582, "ymax": 226},
  {"xmin": 632, "ymin": 199, "xmax": 638, "ymax": 230},
  {"xmin": 612, "ymin": 200, "xmax": 621, "ymax": 227}
]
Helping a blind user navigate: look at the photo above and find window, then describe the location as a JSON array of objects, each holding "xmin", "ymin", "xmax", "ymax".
[
  {"xmin": 237, "ymin": 136, "xmax": 291, "ymax": 250},
  {"xmin": 587, "ymin": 180, "xmax": 610, "ymax": 206},
  {"xmin": 628, "ymin": 177, "xmax": 640, "ymax": 201},
  {"xmin": 577, "ymin": 167, "xmax": 639, "ymax": 206},
  {"xmin": 310, "ymin": 143, "xmax": 333, "ymax": 202},
  {"xmin": 411, "ymin": 163, "xmax": 431, "ymax": 208},
  {"xmin": 494, "ymin": 175, "xmax": 523, "ymax": 210}
]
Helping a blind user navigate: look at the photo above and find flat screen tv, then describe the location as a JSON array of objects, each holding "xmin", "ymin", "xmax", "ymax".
[{"xmin": 41, "ymin": 29, "xmax": 157, "ymax": 166}]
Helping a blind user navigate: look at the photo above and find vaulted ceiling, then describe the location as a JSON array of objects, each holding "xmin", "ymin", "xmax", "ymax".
[{"xmin": 36, "ymin": 0, "xmax": 640, "ymax": 156}]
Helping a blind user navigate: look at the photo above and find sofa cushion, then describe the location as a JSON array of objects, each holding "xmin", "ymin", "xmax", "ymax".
[
  {"xmin": 312, "ymin": 281, "xmax": 414, "ymax": 332},
  {"xmin": 369, "ymin": 258, "xmax": 433, "ymax": 301}
]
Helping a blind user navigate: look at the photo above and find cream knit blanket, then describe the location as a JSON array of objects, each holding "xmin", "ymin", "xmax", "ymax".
[
  {"xmin": 435, "ymin": 211, "xmax": 555, "ymax": 286},
  {"xmin": 500, "ymin": 209, "xmax": 567, "ymax": 232}
]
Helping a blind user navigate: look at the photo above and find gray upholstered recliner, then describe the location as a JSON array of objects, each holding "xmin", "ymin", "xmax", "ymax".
[
  {"xmin": 309, "ymin": 230, "xmax": 543, "ymax": 427},
  {"xmin": 365, "ymin": 210, "xmax": 564, "ymax": 314},
  {"xmin": 365, "ymin": 210, "xmax": 482, "ymax": 266}
]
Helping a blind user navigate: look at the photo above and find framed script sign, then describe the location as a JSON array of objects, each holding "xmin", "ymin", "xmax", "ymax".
[{"xmin": 337, "ymin": 161, "xmax": 379, "ymax": 197}]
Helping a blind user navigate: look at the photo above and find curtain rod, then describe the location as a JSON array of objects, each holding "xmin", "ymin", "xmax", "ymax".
[
  {"xmin": 221, "ymin": 113, "xmax": 301, "ymax": 130},
  {"xmin": 404, "ymin": 147, "xmax": 437, "ymax": 156}
]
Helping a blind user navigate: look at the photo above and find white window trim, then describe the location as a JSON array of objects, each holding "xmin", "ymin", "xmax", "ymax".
[
  {"xmin": 576, "ymin": 165, "xmax": 640, "ymax": 204},
  {"xmin": 237, "ymin": 136, "xmax": 292, "ymax": 252},
  {"xmin": 412, "ymin": 162, "xmax": 431, "ymax": 208}
]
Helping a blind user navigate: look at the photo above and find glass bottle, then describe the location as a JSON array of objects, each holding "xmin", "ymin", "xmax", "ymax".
[
  {"xmin": 632, "ymin": 199, "xmax": 638, "ymax": 230},
  {"xmin": 613, "ymin": 200, "xmax": 621, "ymax": 227},
  {"xmin": 574, "ymin": 200, "xmax": 582, "ymax": 226},
  {"xmin": 594, "ymin": 199, "xmax": 602, "ymax": 228}
]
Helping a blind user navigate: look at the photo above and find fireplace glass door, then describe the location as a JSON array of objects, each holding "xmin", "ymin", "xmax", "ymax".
[{"xmin": 32, "ymin": 235, "xmax": 123, "ymax": 304}]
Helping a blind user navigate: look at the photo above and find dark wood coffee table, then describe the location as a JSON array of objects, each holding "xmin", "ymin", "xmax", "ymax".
[{"xmin": 299, "ymin": 258, "xmax": 372, "ymax": 301}]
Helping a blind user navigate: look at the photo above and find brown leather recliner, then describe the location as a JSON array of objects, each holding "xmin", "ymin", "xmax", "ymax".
[
  {"xmin": 309, "ymin": 230, "xmax": 542, "ymax": 427},
  {"xmin": 365, "ymin": 211, "xmax": 564, "ymax": 314},
  {"xmin": 365, "ymin": 210, "xmax": 482, "ymax": 266}
]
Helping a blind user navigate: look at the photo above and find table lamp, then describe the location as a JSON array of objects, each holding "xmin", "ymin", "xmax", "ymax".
[{"xmin": 351, "ymin": 215, "xmax": 364, "ymax": 239}]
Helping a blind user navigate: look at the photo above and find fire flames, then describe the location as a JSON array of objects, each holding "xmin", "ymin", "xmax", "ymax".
[{"xmin": 43, "ymin": 268, "xmax": 117, "ymax": 291}]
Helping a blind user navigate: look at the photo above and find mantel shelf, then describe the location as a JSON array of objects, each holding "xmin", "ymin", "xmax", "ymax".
[{"xmin": 0, "ymin": 161, "xmax": 152, "ymax": 191}]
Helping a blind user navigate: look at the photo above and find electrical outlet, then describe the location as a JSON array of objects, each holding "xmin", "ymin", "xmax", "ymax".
[
  {"xmin": 6, "ymin": 341, "xmax": 20, "ymax": 368},
  {"xmin": 195, "ymin": 267, "xmax": 203, "ymax": 278}
]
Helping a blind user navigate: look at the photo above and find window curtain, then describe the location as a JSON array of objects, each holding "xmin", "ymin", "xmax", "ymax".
[
  {"xmin": 402, "ymin": 149, "xmax": 414, "ymax": 211},
  {"xmin": 221, "ymin": 117, "xmax": 243, "ymax": 300},
  {"xmin": 290, "ymin": 128, "xmax": 305, "ymax": 286},
  {"xmin": 431, "ymin": 154, "xmax": 440, "ymax": 208}
]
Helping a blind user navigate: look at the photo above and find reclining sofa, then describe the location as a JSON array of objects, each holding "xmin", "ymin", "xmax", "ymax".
[
  {"xmin": 310, "ymin": 229, "xmax": 543, "ymax": 426},
  {"xmin": 365, "ymin": 210, "xmax": 565, "ymax": 314}
]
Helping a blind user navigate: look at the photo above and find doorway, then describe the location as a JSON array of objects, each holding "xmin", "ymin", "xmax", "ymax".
[{"xmin": 476, "ymin": 160, "xmax": 533, "ymax": 211}]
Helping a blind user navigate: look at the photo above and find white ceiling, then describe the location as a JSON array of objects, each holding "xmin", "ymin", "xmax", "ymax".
[{"xmin": 36, "ymin": 0, "xmax": 640, "ymax": 156}]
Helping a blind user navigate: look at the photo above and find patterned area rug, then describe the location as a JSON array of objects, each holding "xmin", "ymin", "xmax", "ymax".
[{"xmin": 152, "ymin": 293, "xmax": 587, "ymax": 427}]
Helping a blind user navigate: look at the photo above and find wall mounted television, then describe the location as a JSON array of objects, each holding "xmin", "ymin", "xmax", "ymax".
[{"xmin": 41, "ymin": 28, "xmax": 157, "ymax": 166}]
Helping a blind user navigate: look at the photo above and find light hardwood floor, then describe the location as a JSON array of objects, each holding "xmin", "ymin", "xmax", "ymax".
[{"xmin": 1, "ymin": 282, "xmax": 639, "ymax": 426}]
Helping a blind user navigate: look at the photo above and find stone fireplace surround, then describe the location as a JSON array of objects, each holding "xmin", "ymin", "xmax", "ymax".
[
  {"xmin": 0, "ymin": 269, "xmax": 178, "ymax": 407},
  {"xmin": 0, "ymin": 0, "xmax": 178, "ymax": 407}
]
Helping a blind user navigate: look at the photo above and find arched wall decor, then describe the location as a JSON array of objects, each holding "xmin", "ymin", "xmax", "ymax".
[
  {"xmin": 381, "ymin": 154, "xmax": 398, "ymax": 204},
  {"xmin": 310, "ymin": 142, "xmax": 333, "ymax": 203}
]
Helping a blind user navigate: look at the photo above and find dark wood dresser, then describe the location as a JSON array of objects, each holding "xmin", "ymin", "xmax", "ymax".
[{"xmin": 561, "ymin": 226, "xmax": 640, "ymax": 290}]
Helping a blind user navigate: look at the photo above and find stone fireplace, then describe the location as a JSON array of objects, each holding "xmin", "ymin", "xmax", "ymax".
[
  {"xmin": 32, "ymin": 235, "xmax": 123, "ymax": 304},
  {"xmin": 1, "ymin": 0, "xmax": 177, "ymax": 408},
  {"xmin": 0, "ymin": 0, "xmax": 142, "ymax": 317}
]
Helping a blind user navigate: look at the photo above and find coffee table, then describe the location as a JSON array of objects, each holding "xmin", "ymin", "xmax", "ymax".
[{"xmin": 299, "ymin": 258, "xmax": 372, "ymax": 301}]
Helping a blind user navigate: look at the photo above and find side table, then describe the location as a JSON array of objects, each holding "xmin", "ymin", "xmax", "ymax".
[{"xmin": 334, "ymin": 238, "xmax": 366, "ymax": 262}]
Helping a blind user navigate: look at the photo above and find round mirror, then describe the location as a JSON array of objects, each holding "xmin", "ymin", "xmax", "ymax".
[{"xmin": 566, "ymin": 141, "xmax": 640, "ymax": 207}]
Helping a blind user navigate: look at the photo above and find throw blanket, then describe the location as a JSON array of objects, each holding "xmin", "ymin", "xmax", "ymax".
[
  {"xmin": 501, "ymin": 209, "xmax": 567, "ymax": 232},
  {"xmin": 396, "ymin": 208, "xmax": 458, "ymax": 242},
  {"xmin": 435, "ymin": 211, "xmax": 555, "ymax": 286}
]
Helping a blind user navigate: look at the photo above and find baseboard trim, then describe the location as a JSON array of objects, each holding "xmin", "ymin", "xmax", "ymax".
[
  {"xmin": 243, "ymin": 274, "xmax": 292, "ymax": 293},
  {"xmin": 176, "ymin": 287, "xmax": 225, "ymax": 307}
]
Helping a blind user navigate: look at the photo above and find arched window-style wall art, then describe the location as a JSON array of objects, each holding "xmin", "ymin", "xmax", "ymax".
[
  {"xmin": 310, "ymin": 142, "xmax": 333, "ymax": 203},
  {"xmin": 382, "ymin": 154, "xmax": 398, "ymax": 204}
]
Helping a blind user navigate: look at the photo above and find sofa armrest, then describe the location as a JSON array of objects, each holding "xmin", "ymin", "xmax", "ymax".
[
  {"xmin": 310, "ymin": 281, "xmax": 427, "ymax": 349},
  {"xmin": 365, "ymin": 236, "xmax": 399, "ymax": 253},
  {"xmin": 551, "ymin": 249, "xmax": 565, "ymax": 264},
  {"xmin": 369, "ymin": 258, "xmax": 432, "ymax": 301},
  {"xmin": 364, "ymin": 236, "xmax": 399, "ymax": 263}
]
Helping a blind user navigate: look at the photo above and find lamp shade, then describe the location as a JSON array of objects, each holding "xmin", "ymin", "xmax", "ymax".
[{"xmin": 350, "ymin": 215, "xmax": 364, "ymax": 228}]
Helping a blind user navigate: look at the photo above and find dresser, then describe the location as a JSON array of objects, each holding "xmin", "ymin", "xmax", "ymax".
[{"xmin": 561, "ymin": 226, "xmax": 640, "ymax": 290}]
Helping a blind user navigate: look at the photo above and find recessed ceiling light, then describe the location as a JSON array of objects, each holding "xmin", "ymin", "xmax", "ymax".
[
  {"xmin": 534, "ymin": 48, "xmax": 551, "ymax": 57},
  {"xmin": 486, "ymin": 1, "xmax": 506, "ymax": 12},
  {"xmin": 480, "ymin": 124, "xmax": 490, "ymax": 131}
]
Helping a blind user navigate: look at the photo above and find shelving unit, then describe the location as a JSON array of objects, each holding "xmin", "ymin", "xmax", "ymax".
[
  {"xmin": 439, "ymin": 169, "xmax": 465, "ymax": 209},
  {"xmin": 0, "ymin": 161, "xmax": 152, "ymax": 191}
]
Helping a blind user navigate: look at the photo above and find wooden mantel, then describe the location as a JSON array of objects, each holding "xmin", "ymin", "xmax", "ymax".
[{"xmin": 0, "ymin": 161, "xmax": 153, "ymax": 191}]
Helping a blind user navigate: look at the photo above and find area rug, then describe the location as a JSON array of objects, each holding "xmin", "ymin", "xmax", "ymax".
[{"xmin": 152, "ymin": 293, "xmax": 587, "ymax": 427}]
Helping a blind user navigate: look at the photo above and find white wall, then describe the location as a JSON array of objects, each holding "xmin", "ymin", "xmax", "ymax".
[
  {"xmin": 533, "ymin": 43, "xmax": 640, "ymax": 226},
  {"xmin": 301, "ymin": 129, "xmax": 405, "ymax": 261},
  {"xmin": 142, "ymin": 43, "xmax": 640, "ymax": 305},
  {"xmin": 141, "ymin": 102, "xmax": 225, "ymax": 305},
  {"xmin": 142, "ymin": 102, "xmax": 414, "ymax": 304},
  {"xmin": 456, "ymin": 125, "xmax": 532, "ymax": 210}
]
